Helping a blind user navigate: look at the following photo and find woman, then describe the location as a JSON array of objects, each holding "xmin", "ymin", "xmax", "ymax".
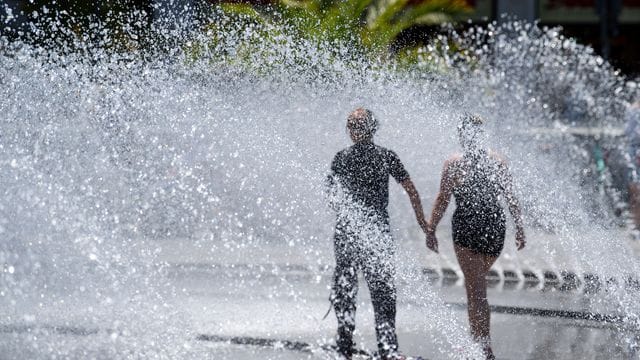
[{"xmin": 425, "ymin": 114, "xmax": 525, "ymax": 359}]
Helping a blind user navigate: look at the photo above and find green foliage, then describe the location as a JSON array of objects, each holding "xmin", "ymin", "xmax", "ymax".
[
  {"xmin": 363, "ymin": 0, "xmax": 470, "ymax": 51},
  {"xmin": 185, "ymin": 9, "xmax": 316, "ymax": 76},
  {"xmin": 395, "ymin": 31, "xmax": 476, "ymax": 73},
  {"xmin": 214, "ymin": 0, "xmax": 471, "ymax": 54}
]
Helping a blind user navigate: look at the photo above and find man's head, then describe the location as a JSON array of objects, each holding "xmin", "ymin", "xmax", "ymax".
[{"xmin": 347, "ymin": 108, "xmax": 378, "ymax": 143}]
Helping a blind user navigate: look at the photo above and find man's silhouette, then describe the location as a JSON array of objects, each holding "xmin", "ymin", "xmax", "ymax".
[{"xmin": 327, "ymin": 108, "xmax": 430, "ymax": 359}]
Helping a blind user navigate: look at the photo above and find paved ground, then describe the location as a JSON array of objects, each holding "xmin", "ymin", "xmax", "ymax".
[
  {"xmin": 1, "ymin": 229, "xmax": 639, "ymax": 359},
  {"xmin": 2, "ymin": 262, "xmax": 636, "ymax": 359},
  {"xmin": 167, "ymin": 260, "xmax": 638, "ymax": 360}
]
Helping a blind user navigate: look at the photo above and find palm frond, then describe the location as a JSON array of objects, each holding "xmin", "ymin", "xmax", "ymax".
[
  {"xmin": 213, "ymin": 0, "xmax": 471, "ymax": 57},
  {"xmin": 320, "ymin": 0, "xmax": 375, "ymax": 40}
]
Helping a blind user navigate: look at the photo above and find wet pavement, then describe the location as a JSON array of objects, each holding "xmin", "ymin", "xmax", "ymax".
[
  {"xmin": 168, "ymin": 260, "xmax": 638, "ymax": 360},
  {"xmin": 1, "ymin": 231, "xmax": 639, "ymax": 359},
  {"xmin": 0, "ymin": 262, "xmax": 636, "ymax": 359}
]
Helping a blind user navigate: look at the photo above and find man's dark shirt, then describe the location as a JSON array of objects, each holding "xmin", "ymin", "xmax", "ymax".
[{"xmin": 329, "ymin": 141, "xmax": 410, "ymax": 216}]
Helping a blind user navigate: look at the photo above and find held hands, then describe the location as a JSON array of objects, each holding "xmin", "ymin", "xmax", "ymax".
[
  {"xmin": 424, "ymin": 222, "xmax": 439, "ymax": 254},
  {"xmin": 515, "ymin": 227, "xmax": 526, "ymax": 251}
]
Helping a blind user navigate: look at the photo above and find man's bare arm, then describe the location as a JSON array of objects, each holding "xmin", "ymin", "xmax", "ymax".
[{"xmin": 400, "ymin": 178, "xmax": 428, "ymax": 233}]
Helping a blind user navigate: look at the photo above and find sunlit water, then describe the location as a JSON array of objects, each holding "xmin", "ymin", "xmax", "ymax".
[{"xmin": 1, "ymin": 9, "xmax": 639, "ymax": 359}]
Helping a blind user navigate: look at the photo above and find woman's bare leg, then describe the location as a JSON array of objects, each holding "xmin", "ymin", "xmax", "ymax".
[{"xmin": 454, "ymin": 245, "xmax": 498, "ymax": 358}]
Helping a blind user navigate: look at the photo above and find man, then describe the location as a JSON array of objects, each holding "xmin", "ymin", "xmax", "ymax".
[{"xmin": 326, "ymin": 108, "xmax": 432, "ymax": 359}]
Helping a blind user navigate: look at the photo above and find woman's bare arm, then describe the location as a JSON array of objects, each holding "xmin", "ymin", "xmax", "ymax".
[
  {"xmin": 428, "ymin": 160, "xmax": 455, "ymax": 229},
  {"xmin": 425, "ymin": 159, "xmax": 456, "ymax": 252},
  {"xmin": 500, "ymin": 160, "xmax": 526, "ymax": 250}
]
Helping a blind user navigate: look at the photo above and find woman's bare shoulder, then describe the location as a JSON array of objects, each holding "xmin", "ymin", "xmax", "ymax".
[
  {"xmin": 488, "ymin": 149, "xmax": 508, "ymax": 165},
  {"xmin": 445, "ymin": 153, "xmax": 463, "ymax": 164}
]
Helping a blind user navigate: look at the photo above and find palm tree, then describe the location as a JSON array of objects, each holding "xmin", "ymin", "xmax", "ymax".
[
  {"xmin": 363, "ymin": 0, "xmax": 470, "ymax": 51},
  {"xmin": 213, "ymin": 0, "xmax": 471, "ymax": 54}
]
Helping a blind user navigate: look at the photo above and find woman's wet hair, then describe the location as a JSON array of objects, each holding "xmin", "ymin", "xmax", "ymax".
[
  {"xmin": 347, "ymin": 108, "xmax": 378, "ymax": 139},
  {"xmin": 458, "ymin": 113, "xmax": 486, "ymax": 152}
]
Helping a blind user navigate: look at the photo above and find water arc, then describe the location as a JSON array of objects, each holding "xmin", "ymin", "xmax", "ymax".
[{"xmin": 1, "ymin": 10, "xmax": 639, "ymax": 358}]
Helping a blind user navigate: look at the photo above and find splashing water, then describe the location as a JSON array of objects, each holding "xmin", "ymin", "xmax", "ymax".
[{"xmin": 1, "ymin": 6, "xmax": 640, "ymax": 359}]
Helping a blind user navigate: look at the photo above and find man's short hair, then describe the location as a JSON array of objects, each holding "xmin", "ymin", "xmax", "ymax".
[{"xmin": 347, "ymin": 108, "xmax": 378, "ymax": 139}]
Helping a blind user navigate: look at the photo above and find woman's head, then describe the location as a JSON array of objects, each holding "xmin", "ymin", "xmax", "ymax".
[
  {"xmin": 347, "ymin": 108, "xmax": 378, "ymax": 143},
  {"xmin": 458, "ymin": 113, "xmax": 487, "ymax": 153}
]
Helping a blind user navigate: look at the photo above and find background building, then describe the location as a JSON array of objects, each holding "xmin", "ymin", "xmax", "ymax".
[{"xmin": 463, "ymin": 0, "xmax": 640, "ymax": 75}]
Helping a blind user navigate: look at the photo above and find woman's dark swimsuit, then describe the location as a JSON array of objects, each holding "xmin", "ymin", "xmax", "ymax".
[{"xmin": 451, "ymin": 152, "xmax": 506, "ymax": 257}]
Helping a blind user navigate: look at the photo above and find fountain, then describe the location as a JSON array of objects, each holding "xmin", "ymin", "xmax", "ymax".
[{"xmin": 0, "ymin": 5, "xmax": 639, "ymax": 359}]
